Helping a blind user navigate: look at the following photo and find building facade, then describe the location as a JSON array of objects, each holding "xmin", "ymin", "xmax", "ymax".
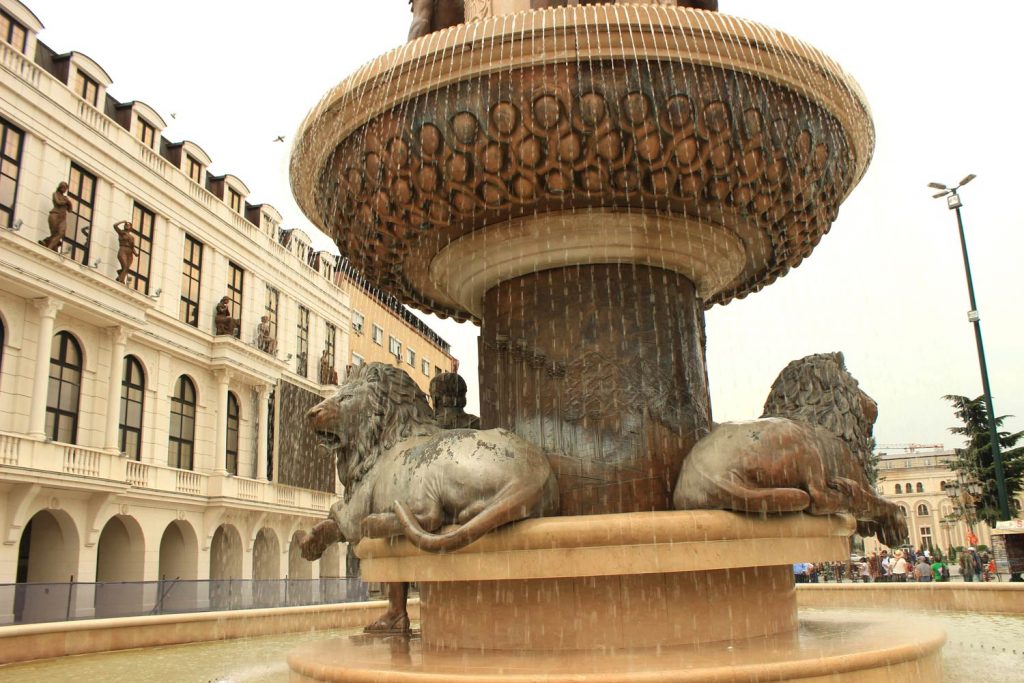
[
  {"xmin": 335, "ymin": 259, "xmax": 456, "ymax": 394},
  {"xmin": 0, "ymin": 0, "xmax": 454, "ymax": 623},
  {"xmin": 864, "ymin": 447, "xmax": 1024, "ymax": 556}
]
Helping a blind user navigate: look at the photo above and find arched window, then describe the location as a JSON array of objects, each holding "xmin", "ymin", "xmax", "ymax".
[
  {"xmin": 894, "ymin": 484, "xmax": 902, "ymax": 494},
  {"xmin": 119, "ymin": 356, "xmax": 145, "ymax": 460},
  {"xmin": 45, "ymin": 331, "xmax": 82, "ymax": 443},
  {"xmin": 939, "ymin": 481, "xmax": 946, "ymax": 492},
  {"xmin": 226, "ymin": 391, "xmax": 240, "ymax": 475},
  {"xmin": 917, "ymin": 503, "xmax": 929, "ymax": 517},
  {"xmin": 905, "ymin": 482, "xmax": 913, "ymax": 493},
  {"xmin": 168, "ymin": 376, "xmax": 196, "ymax": 470},
  {"xmin": 916, "ymin": 482, "xmax": 924, "ymax": 493},
  {"xmin": 898, "ymin": 504, "xmax": 908, "ymax": 517}
]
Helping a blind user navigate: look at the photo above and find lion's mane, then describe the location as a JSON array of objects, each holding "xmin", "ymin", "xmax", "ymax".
[
  {"xmin": 761, "ymin": 352, "xmax": 876, "ymax": 463},
  {"xmin": 341, "ymin": 363, "xmax": 438, "ymax": 487}
]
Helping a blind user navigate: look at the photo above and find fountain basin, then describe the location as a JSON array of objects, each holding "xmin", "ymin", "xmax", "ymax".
[
  {"xmin": 288, "ymin": 616, "xmax": 944, "ymax": 683},
  {"xmin": 287, "ymin": 512, "xmax": 945, "ymax": 681}
]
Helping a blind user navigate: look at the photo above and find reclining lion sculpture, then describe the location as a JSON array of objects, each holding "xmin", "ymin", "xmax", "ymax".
[
  {"xmin": 300, "ymin": 362, "xmax": 559, "ymax": 559},
  {"xmin": 673, "ymin": 352, "xmax": 907, "ymax": 547}
]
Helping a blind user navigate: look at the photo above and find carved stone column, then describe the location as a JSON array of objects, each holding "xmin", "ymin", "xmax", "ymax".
[
  {"xmin": 214, "ymin": 370, "xmax": 231, "ymax": 474},
  {"xmin": 256, "ymin": 383, "xmax": 271, "ymax": 481},
  {"xmin": 480, "ymin": 264, "xmax": 711, "ymax": 515},
  {"xmin": 28, "ymin": 298, "xmax": 63, "ymax": 438},
  {"xmin": 103, "ymin": 327, "xmax": 129, "ymax": 454}
]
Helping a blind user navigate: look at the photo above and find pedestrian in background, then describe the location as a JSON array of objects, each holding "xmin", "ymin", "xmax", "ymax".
[
  {"xmin": 959, "ymin": 548, "xmax": 977, "ymax": 582},
  {"xmin": 891, "ymin": 550, "xmax": 909, "ymax": 582},
  {"xmin": 915, "ymin": 555, "xmax": 932, "ymax": 582}
]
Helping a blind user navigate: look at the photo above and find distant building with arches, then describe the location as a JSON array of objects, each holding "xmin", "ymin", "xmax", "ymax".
[{"xmin": 863, "ymin": 447, "xmax": 1024, "ymax": 556}]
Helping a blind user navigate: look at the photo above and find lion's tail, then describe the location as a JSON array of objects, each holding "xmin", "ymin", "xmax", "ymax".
[{"xmin": 393, "ymin": 481, "xmax": 546, "ymax": 553}]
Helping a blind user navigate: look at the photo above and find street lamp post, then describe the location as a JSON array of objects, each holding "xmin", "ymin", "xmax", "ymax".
[{"xmin": 928, "ymin": 174, "xmax": 1012, "ymax": 522}]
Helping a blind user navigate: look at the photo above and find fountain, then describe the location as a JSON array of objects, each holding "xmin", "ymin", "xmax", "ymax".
[{"xmin": 286, "ymin": 1, "xmax": 944, "ymax": 680}]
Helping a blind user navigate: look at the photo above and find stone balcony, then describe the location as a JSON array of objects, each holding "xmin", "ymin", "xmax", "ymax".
[{"xmin": 0, "ymin": 431, "xmax": 335, "ymax": 514}]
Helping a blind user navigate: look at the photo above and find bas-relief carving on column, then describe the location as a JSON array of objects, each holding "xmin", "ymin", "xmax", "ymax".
[{"xmin": 480, "ymin": 264, "xmax": 711, "ymax": 515}]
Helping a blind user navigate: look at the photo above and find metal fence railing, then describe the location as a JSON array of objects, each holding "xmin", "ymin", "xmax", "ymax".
[{"xmin": 0, "ymin": 577, "xmax": 369, "ymax": 625}]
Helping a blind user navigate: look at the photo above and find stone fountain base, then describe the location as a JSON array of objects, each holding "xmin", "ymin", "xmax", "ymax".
[{"xmin": 287, "ymin": 512, "xmax": 944, "ymax": 681}]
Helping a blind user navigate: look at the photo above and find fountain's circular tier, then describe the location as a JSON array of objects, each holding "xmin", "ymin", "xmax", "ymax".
[
  {"xmin": 291, "ymin": 5, "xmax": 873, "ymax": 321},
  {"xmin": 287, "ymin": 512, "xmax": 945, "ymax": 682},
  {"xmin": 288, "ymin": 617, "xmax": 944, "ymax": 683},
  {"xmin": 356, "ymin": 510, "xmax": 854, "ymax": 651}
]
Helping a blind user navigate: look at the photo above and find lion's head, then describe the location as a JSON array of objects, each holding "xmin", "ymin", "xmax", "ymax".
[
  {"xmin": 308, "ymin": 362, "xmax": 437, "ymax": 488},
  {"xmin": 761, "ymin": 352, "xmax": 877, "ymax": 463}
]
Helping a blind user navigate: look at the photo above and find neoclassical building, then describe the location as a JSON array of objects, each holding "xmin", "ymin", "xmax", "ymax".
[
  {"xmin": 0, "ymin": 0, "xmax": 454, "ymax": 623},
  {"xmin": 863, "ymin": 447, "xmax": 1024, "ymax": 556}
]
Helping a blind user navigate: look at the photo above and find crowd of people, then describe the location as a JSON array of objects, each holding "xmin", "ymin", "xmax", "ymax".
[{"xmin": 794, "ymin": 547, "xmax": 998, "ymax": 583}]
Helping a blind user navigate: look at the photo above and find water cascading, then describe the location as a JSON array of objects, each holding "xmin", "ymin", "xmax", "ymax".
[{"xmin": 287, "ymin": 2, "xmax": 943, "ymax": 680}]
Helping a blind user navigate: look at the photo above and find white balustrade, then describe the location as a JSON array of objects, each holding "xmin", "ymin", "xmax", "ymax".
[
  {"xmin": 237, "ymin": 477, "xmax": 261, "ymax": 501},
  {"xmin": 62, "ymin": 445, "xmax": 103, "ymax": 477},
  {"xmin": 124, "ymin": 460, "xmax": 153, "ymax": 488},
  {"xmin": 175, "ymin": 469, "xmax": 203, "ymax": 495},
  {"xmin": 311, "ymin": 491, "xmax": 333, "ymax": 511},
  {"xmin": 275, "ymin": 486, "xmax": 297, "ymax": 506},
  {"xmin": 0, "ymin": 41, "xmax": 42, "ymax": 87},
  {"xmin": 0, "ymin": 431, "xmax": 21, "ymax": 466}
]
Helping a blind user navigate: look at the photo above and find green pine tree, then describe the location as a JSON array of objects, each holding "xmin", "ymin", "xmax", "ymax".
[{"xmin": 944, "ymin": 394, "xmax": 1024, "ymax": 526}]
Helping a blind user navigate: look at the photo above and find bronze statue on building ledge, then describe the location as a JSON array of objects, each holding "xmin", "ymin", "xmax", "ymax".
[
  {"xmin": 256, "ymin": 315, "xmax": 277, "ymax": 354},
  {"xmin": 430, "ymin": 372, "xmax": 480, "ymax": 429},
  {"xmin": 319, "ymin": 349, "xmax": 339, "ymax": 385},
  {"xmin": 214, "ymin": 296, "xmax": 240, "ymax": 336},
  {"xmin": 113, "ymin": 220, "xmax": 139, "ymax": 284},
  {"xmin": 38, "ymin": 182, "xmax": 72, "ymax": 252}
]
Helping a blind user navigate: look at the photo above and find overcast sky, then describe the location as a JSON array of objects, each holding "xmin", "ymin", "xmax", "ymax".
[{"xmin": 26, "ymin": 1, "xmax": 1023, "ymax": 450}]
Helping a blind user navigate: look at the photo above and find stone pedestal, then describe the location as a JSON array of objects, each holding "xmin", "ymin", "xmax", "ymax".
[{"xmin": 287, "ymin": 511, "xmax": 944, "ymax": 682}]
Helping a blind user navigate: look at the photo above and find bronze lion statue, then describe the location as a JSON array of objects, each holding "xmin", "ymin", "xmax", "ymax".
[
  {"xmin": 300, "ymin": 362, "xmax": 559, "ymax": 559},
  {"xmin": 673, "ymin": 352, "xmax": 906, "ymax": 547}
]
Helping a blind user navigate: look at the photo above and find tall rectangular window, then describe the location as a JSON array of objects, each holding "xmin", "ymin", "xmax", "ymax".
[
  {"xmin": 406, "ymin": 347, "xmax": 416, "ymax": 366},
  {"xmin": 0, "ymin": 117, "xmax": 24, "ymax": 229},
  {"xmin": 179, "ymin": 234, "xmax": 203, "ymax": 327},
  {"xmin": 388, "ymin": 335, "xmax": 401, "ymax": 359},
  {"xmin": 0, "ymin": 10, "xmax": 28, "ymax": 53},
  {"xmin": 73, "ymin": 69, "xmax": 99, "ymax": 107},
  {"xmin": 64, "ymin": 163, "xmax": 96, "ymax": 265},
  {"xmin": 325, "ymin": 322, "xmax": 336, "ymax": 366},
  {"xmin": 296, "ymin": 305, "xmax": 310, "ymax": 377},
  {"xmin": 227, "ymin": 262, "xmax": 244, "ymax": 338},
  {"xmin": 371, "ymin": 324, "xmax": 383, "ymax": 346},
  {"xmin": 134, "ymin": 117, "xmax": 155, "ymax": 148},
  {"xmin": 127, "ymin": 202, "xmax": 155, "ymax": 294},
  {"xmin": 185, "ymin": 154, "xmax": 202, "ymax": 184},
  {"xmin": 228, "ymin": 187, "xmax": 242, "ymax": 213},
  {"xmin": 264, "ymin": 285, "xmax": 279, "ymax": 343},
  {"xmin": 351, "ymin": 310, "xmax": 364, "ymax": 335},
  {"xmin": 421, "ymin": 358, "xmax": 430, "ymax": 376}
]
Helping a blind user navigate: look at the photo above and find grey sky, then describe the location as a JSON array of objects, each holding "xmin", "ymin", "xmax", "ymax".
[{"xmin": 26, "ymin": 1, "xmax": 1023, "ymax": 449}]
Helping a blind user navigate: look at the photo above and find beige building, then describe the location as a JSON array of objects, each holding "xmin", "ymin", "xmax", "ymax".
[
  {"xmin": 864, "ymin": 447, "xmax": 1024, "ymax": 556},
  {"xmin": 0, "ymin": 0, "xmax": 454, "ymax": 623},
  {"xmin": 335, "ymin": 260, "xmax": 456, "ymax": 396}
]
